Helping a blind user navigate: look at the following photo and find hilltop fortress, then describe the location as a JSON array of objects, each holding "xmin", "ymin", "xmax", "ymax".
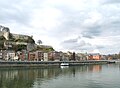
[
  {"xmin": 0, "ymin": 25, "xmax": 30, "ymax": 41},
  {"xmin": 0, "ymin": 25, "xmax": 54, "ymax": 52},
  {"xmin": 0, "ymin": 25, "xmax": 35, "ymax": 51}
]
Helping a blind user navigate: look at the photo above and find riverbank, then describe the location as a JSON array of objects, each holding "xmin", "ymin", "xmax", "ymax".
[{"xmin": 0, "ymin": 60, "xmax": 116, "ymax": 67}]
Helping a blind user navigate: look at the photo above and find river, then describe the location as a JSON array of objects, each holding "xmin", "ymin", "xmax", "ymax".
[{"xmin": 0, "ymin": 64, "xmax": 120, "ymax": 88}]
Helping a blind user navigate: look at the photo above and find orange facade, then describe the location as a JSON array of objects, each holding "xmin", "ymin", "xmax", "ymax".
[
  {"xmin": 88, "ymin": 54, "xmax": 101, "ymax": 60},
  {"xmin": 93, "ymin": 55, "xmax": 101, "ymax": 60}
]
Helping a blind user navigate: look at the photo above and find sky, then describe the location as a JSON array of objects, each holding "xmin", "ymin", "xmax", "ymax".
[{"xmin": 0, "ymin": 0, "xmax": 120, "ymax": 54}]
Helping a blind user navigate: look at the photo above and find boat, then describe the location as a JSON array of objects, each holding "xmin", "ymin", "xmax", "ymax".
[{"xmin": 60, "ymin": 63, "xmax": 69, "ymax": 66}]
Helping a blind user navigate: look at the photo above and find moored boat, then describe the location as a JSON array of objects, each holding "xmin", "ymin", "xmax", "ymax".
[{"xmin": 60, "ymin": 63, "xmax": 69, "ymax": 66}]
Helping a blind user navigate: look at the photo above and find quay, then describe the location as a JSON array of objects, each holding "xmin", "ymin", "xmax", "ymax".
[{"xmin": 0, "ymin": 60, "xmax": 116, "ymax": 67}]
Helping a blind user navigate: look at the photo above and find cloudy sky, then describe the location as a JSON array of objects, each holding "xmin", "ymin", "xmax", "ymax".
[{"xmin": 0, "ymin": 0, "xmax": 120, "ymax": 54}]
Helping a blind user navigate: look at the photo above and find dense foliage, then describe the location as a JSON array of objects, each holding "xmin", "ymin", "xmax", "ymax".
[
  {"xmin": 13, "ymin": 44, "xmax": 27, "ymax": 51},
  {"xmin": 32, "ymin": 46, "xmax": 54, "ymax": 52}
]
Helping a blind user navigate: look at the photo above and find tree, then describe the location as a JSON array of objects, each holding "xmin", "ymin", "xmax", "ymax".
[{"xmin": 37, "ymin": 40, "xmax": 42, "ymax": 45}]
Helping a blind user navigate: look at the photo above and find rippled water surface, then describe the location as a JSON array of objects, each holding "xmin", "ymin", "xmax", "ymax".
[{"xmin": 0, "ymin": 64, "xmax": 120, "ymax": 88}]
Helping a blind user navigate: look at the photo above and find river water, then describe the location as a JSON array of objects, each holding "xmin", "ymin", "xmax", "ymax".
[{"xmin": 0, "ymin": 64, "xmax": 120, "ymax": 88}]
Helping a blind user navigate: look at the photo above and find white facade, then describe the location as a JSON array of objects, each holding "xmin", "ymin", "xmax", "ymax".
[
  {"xmin": 13, "ymin": 55, "xmax": 19, "ymax": 60},
  {"xmin": 62, "ymin": 54, "xmax": 69, "ymax": 61},
  {"xmin": 0, "ymin": 52, "xmax": 2, "ymax": 59},
  {"xmin": 44, "ymin": 53, "xmax": 48, "ymax": 61},
  {"xmin": 4, "ymin": 51, "xmax": 15, "ymax": 61}
]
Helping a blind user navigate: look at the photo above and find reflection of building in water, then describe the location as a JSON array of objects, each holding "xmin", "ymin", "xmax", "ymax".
[
  {"xmin": 0, "ymin": 70, "xmax": 18, "ymax": 80},
  {"xmin": 0, "ymin": 66, "xmax": 104, "ymax": 88},
  {"xmin": 88, "ymin": 65, "xmax": 102, "ymax": 72},
  {"xmin": 43, "ymin": 69, "xmax": 48, "ymax": 77},
  {"xmin": 72, "ymin": 68, "xmax": 75, "ymax": 77}
]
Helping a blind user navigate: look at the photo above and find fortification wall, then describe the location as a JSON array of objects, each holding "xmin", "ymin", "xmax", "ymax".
[{"xmin": 12, "ymin": 34, "xmax": 29, "ymax": 40}]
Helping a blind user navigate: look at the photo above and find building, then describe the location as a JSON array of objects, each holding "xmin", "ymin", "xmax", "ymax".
[
  {"xmin": 2, "ymin": 50, "xmax": 15, "ymax": 61},
  {"xmin": 35, "ymin": 51, "xmax": 44, "ymax": 61},
  {"xmin": 48, "ymin": 52, "xmax": 54, "ymax": 61},
  {"xmin": 0, "ymin": 50, "xmax": 3, "ymax": 59},
  {"xmin": 48, "ymin": 51, "xmax": 62, "ymax": 61},
  {"xmin": 67, "ymin": 51, "xmax": 72, "ymax": 59},
  {"xmin": 17, "ymin": 50, "xmax": 28, "ymax": 61},
  {"xmin": 53, "ymin": 51, "xmax": 62, "ymax": 61},
  {"xmin": 72, "ymin": 52, "xmax": 76, "ymax": 61},
  {"xmin": 28, "ymin": 52, "xmax": 36, "ymax": 61},
  {"xmin": 44, "ymin": 53, "xmax": 48, "ymax": 61},
  {"xmin": 62, "ymin": 53, "xmax": 69, "ymax": 61},
  {"xmin": 87, "ymin": 53, "xmax": 101, "ymax": 60},
  {"xmin": 77, "ymin": 53, "xmax": 87, "ymax": 60}
]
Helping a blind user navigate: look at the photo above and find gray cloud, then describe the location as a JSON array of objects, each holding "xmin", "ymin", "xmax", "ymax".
[
  {"xmin": 104, "ymin": 0, "xmax": 120, "ymax": 4},
  {"xmin": 0, "ymin": 1, "xmax": 30, "ymax": 26},
  {"xmin": 95, "ymin": 45, "xmax": 105, "ymax": 49},
  {"xmin": 62, "ymin": 38, "xmax": 77, "ymax": 43},
  {"xmin": 0, "ymin": 0, "xmax": 45, "ymax": 26},
  {"xmin": 41, "ymin": 0, "xmax": 120, "ymax": 54},
  {"xmin": 0, "ymin": 0, "xmax": 120, "ymax": 54},
  {"xmin": 82, "ymin": 25, "xmax": 102, "ymax": 38},
  {"xmin": 61, "ymin": 37, "xmax": 92, "ymax": 51}
]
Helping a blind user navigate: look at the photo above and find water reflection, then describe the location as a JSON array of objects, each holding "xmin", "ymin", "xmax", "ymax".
[
  {"xmin": 87, "ymin": 65, "xmax": 102, "ymax": 72},
  {"xmin": 0, "ymin": 65, "xmax": 103, "ymax": 88}
]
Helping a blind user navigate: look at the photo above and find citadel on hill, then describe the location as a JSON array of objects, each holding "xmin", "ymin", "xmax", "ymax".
[
  {"xmin": 0, "ymin": 25, "xmax": 35, "ymax": 51},
  {"xmin": 0, "ymin": 25, "xmax": 29, "ymax": 41}
]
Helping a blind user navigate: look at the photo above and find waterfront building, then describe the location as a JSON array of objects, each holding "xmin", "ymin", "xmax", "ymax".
[
  {"xmin": 17, "ymin": 50, "xmax": 28, "ymax": 61},
  {"xmin": 77, "ymin": 53, "xmax": 87, "ymax": 60},
  {"xmin": 87, "ymin": 53, "xmax": 101, "ymax": 60},
  {"xmin": 53, "ymin": 51, "xmax": 62, "ymax": 61},
  {"xmin": 67, "ymin": 51, "xmax": 72, "ymax": 60},
  {"xmin": 75, "ymin": 54, "xmax": 80, "ymax": 61},
  {"xmin": 28, "ymin": 52, "xmax": 36, "ymax": 61},
  {"xmin": 48, "ymin": 51, "xmax": 61, "ymax": 61},
  {"xmin": 2, "ymin": 50, "xmax": 15, "ymax": 61},
  {"xmin": 72, "ymin": 52, "xmax": 76, "ymax": 61},
  {"xmin": 35, "ymin": 51, "xmax": 44, "ymax": 61},
  {"xmin": 44, "ymin": 53, "xmax": 48, "ymax": 61},
  {"xmin": 0, "ymin": 50, "xmax": 3, "ymax": 59},
  {"xmin": 107, "ymin": 55, "xmax": 112, "ymax": 60},
  {"xmin": 62, "ymin": 53, "xmax": 69, "ymax": 61},
  {"xmin": 101, "ymin": 55, "xmax": 108, "ymax": 60},
  {"xmin": 48, "ymin": 51, "xmax": 54, "ymax": 61}
]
